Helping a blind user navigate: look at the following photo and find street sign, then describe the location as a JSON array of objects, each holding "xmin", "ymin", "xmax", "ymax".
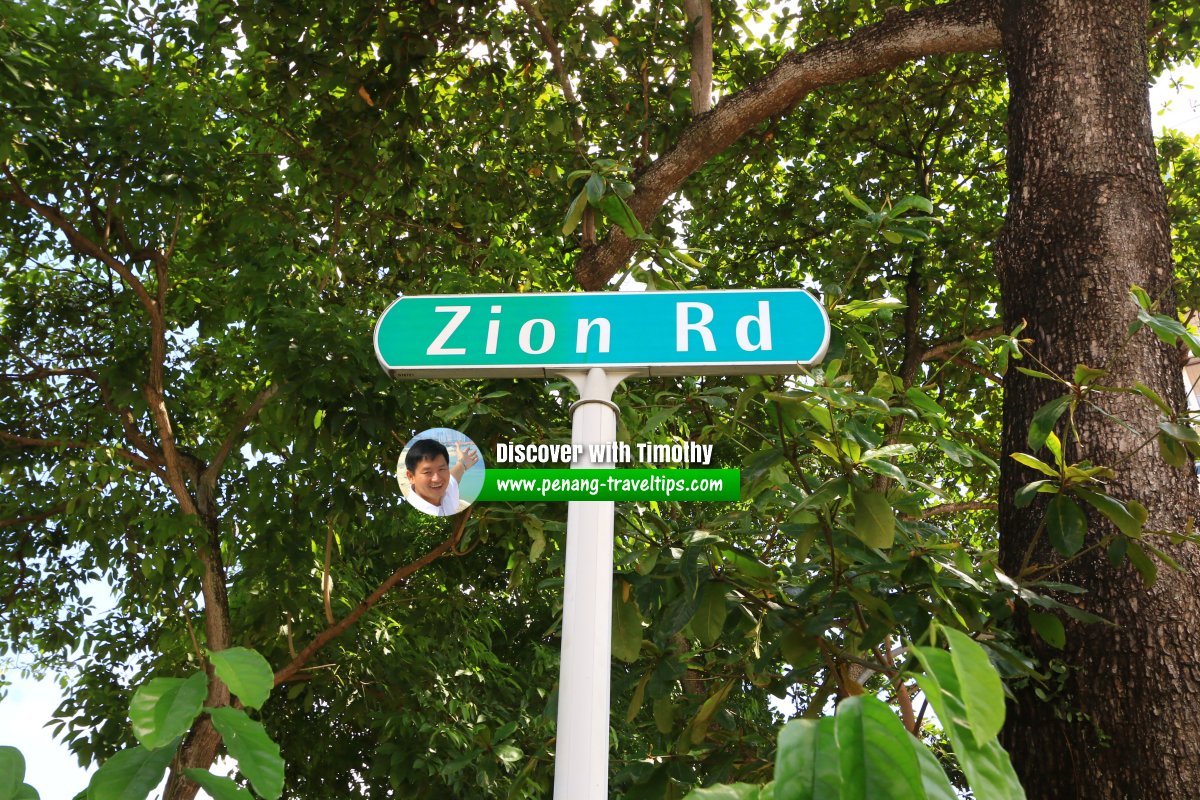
[
  {"xmin": 374, "ymin": 289, "xmax": 830, "ymax": 378},
  {"xmin": 374, "ymin": 288, "xmax": 831, "ymax": 800}
]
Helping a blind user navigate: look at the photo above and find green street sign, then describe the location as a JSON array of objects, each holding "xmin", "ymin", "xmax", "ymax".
[{"xmin": 374, "ymin": 289, "xmax": 830, "ymax": 378}]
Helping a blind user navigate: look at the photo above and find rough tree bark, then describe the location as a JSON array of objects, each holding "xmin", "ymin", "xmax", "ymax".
[
  {"xmin": 994, "ymin": 1, "xmax": 1200, "ymax": 797},
  {"xmin": 684, "ymin": 0, "xmax": 713, "ymax": 115}
]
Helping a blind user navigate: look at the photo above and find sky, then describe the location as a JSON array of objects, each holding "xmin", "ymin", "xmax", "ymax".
[{"xmin": 2, "ymin": 57, "xmax": 1198, "ymax": 800}]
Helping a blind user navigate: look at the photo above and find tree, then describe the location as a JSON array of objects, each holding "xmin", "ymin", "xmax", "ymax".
[
  {"xmin": 2, "ymin": 1, "xmax": 1199, "ymax": 798},
  {"xmin": 577, "ymin": 2, "xmax": 1200, "ymax": 795}
]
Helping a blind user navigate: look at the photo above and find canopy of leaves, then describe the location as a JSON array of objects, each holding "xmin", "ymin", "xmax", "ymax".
[{"xmin": 1, "ymin": 0, "xmax": 1198, "ymax": 798}]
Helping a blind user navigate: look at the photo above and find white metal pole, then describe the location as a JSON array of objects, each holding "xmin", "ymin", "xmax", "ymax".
[{"xmin": 554, "ymin": 367, "xmax": 634, "ymax": 800}]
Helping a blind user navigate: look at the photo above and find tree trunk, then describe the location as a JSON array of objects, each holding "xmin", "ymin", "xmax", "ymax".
[
  {"xmin": 164, "ymin": 484, "xmax": 233, "ymax": 800},
  {"xmin": 995, "ymin": 2, "xmax": 1200, "ymax": 797}
]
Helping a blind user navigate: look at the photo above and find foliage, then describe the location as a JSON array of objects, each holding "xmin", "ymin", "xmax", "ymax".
[
  {"xmin": 684, "ymin": 625, "xmax": 1021, "ymax": 799},
  {"xmin": 86, "ymin": 646, "xmax": 281, "ymax": 800},
  {"xmin": 1, "ymin": 0, "xmax": 1199, "ymax": 798},
  {"xmin": 0, "ymin": 746, "xmax": 40, "ymax": 800}
]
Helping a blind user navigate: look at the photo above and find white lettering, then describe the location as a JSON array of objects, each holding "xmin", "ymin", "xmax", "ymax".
[
  {"xmin": 427, "ymin": 306, "xmax": 470, "ymax": 355},
  {"xmin": 485, "ymin": 305, "xmax": 502, "ymax": 355},
  {"xmin": 576, "ymin": 317, "xmax": 611, "ymax": 353},
  {"xmin": 736, "ymin": 301, "xmax": 773, "ymax": 351},
  {"xmin": 493, "ymin": 442, "xmax": 582, "ymax": 463},
  {"xmin": 519, "ymin": 318, "xmax": 555, "ymax": 355},
  {"xmin": 676, "ymin": 302, "xmax": 716, "ymax": 352}
]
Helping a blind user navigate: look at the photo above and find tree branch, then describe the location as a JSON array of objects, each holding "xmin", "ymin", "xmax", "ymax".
[
  {"xmin": 0, "ymin": 502, "xmax": 68, "ymax": 530},
  {"xmin": 684, "ymin": 0, "xmax": 713, "ymax": 115},
  {"xmin": 273, "ymin": 508, "xmax": 472, "ymax": 686},
  {"xmin": 202, "ymin": 384, "xmax": 280, "ymax": 486},
  {"xmin": 574, "ymin": 0, "xmax": 1000, "ymax": 289},
  {"xmin": 1, "ymin": 361, "xmax": 166, "ymax": 467},
  {"xmin": 514, "ymin": 0, "xmax": 586, "ymax": 148},
  {"xmin": 322, "ymin": 523, "xmax": 335, "ymax": 626},
  {"xmin": 0, "ymin": 429, "xmax": 166, "ymax": 476},
  {"xmin": 904, "ymin": 500, "xmax": 997, "ymax": 519},
  {"xmin": 2, "ymin": 167, "xmax": 158, "ymax": 315},
  {"xmin": 920, "ymin": 324, "xmax": 1005, "ymax": 362}
]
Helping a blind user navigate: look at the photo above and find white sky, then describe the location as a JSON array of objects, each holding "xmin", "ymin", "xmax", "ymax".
[{"xmin": 2, "ymin": 56, "xmax": 1198, "ymax": 800}]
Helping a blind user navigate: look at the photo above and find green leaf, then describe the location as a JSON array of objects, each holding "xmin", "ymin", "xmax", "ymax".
[
  {"xmin": 1130, "ymin": 285, "xmax": 1152, "ymax": 310},
  {"xmin": 208, "ymin": 707, "xmax": 285, "ymax": 800},
  {"xmin": 561, "ymin": 189, "xmax": 588, "ymax": 235},
  {"xmin": 1044, "ymin": 431, "xmax": 1063, "ymax": 468},
  {"xmin": 796, "ymin": 476, "xmax": 849, "ymax": 511},
  {"xmin": 1134, "ymin": 381, "xmax": 1173, "ymax": 416},
  {"xmin": 584, "ymin": 173, "xmax": 605, "ymax": 204},
  {"xmin": 885, "ymin": 225, "xmax": 929, "ymax": 242},
  {"xmin": 1075, "ymin": 489, "xmax": 1143, "ymax": 539},
  {"xmin": 1015, "ymin": 366, "xmax": 1058, "ymax": 381},
  {"xmin": 653, "ymin": 697, "xmax": 675, "ymax": 734},
  {"xmin": 912, "ymin": 648, "xmax": 1025, "ymax": 800},
  {"xmin": 494, "ymin": 744, "xmax": 524, "ymax": 764},
  {"xmin": 683, "ymin": 785, "xmax": 767, "ymax": 800},
  {"xmin": 1159, "ymin": 421, "xmax": 1200, "ymax": 443},
  {"xmin": 86, "ymin": 744, "xmax": 176, "ymax": 800},
  {"xmin": 312, "ymin": 409, "xmax": 324, "ymax": 430},
  {"xmin": 689, "ymin": 680, "xmax": 735, "ymax": 744},
  {"xmin": 835, "ymin": 695, "xmax": 926, "ymax": 800},
  {"xmin": 209, "ymin": 647, "xmax": 274, "ymax": 710},
  {"xmin": 862, "ymin": 443, "xmax": 917, "ymax": 461},
  {"xmin": 1010, "ymin": 452, "xmax": 1060, "ymax": 478},
  {"xmin": 1015, "ymin": 479, "xmax": 1053, "ymax": 508},
  {"xmin": 1027, "ymin": 611, "xmax": 1066, "ymax": 649},
  {"xmin": 717, "ymin": 546, "xmax": 774, "ymax": 581},
  {"xmin": 1124, "ymin": 541, "xmax": 1158, "ymax": 586},
  {"xmin": 911, "ymin": 736, "xmax": 959, "ymax": 800},
  {"xmin": 1045, "ymin": 494, "xmax": 1087, "ymax": 557},
  {"xmin": 837, "ymin": 185, "xmax": 874, "ymax": 214},
  {"xmin": 129, "ymin": 672, "xmax": 207, "ymax": 750},
  {"xmin": 181, "ymin": 770, "xmax": 252, "ymax": 800},
  {"xmin": 1159, "ymin": 431, "xmax": 1190, "ymax": 468},
  {"xmin": 611, "ymin": 584, "xmax": 643, "ymax": 663},
  {"xmin": 1027, "ymin": 395, "xmax": 1071, "ymax": 452},
  {"xmin": 780, "ymin": 628, "xmax": 817, "ymax": 668},
  {"xmin": 1072, "ymin": 364, "xmax": 1107, "ymax": 386},
  {"xmin": 835, "ymin": 297, "xmax": 906, "ymax": 318},
  {"xmin": 944, "ymin": 628, "xmax": 1005, "ymax": 746},
  {"xmin": 13, "ymin": 786, "xmax": 37, "ymax": 800},
  {"xmin": 904, "ymin": 387, "xmax": 946, "ymax": 418},
  {"xmin": 626, "ymin": 671, "xmax": 651, "ymax": 723},
  {"xmin": 1108, "ymin": 536, "xmax": 1129, "ymax": 566},
  {"xmin": 691, "ymin": 582, "xmax": 729, "ymax": 647},
  {"xmin": 863, "ymin": 458, "xmax": 907, "ymax": 486},
  {"xmin": 935, "ymin": 437, "xmax": 975, "ymax": 466},
  {"xmin": 888, "ymin": 195, "xmax": 934, "ymax": 216},
  {"xmin": 851, "ymin": 489, "xmax": 895, "ymax": 549},
  {"xmin": 597, "ymin": 193, "xmax": 643, "ymax": 239},
  {"xmin": 774, "ymin": 717, "xmax": 840, "ymax": 800},
  {"xmin": 1136, "ymin": 308, "xmax": 1200, "ymax": 353},
  {"xmin": 0, "ymin": 747, "xmax": 26, "ymax": 800},
  {"xmin": 565, "ymin": 168, "xmax": 592, "ymax": 188}
]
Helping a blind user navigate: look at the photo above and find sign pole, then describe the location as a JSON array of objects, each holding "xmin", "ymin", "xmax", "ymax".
[{"xmin": 553, "ymin": 367, "xmax": 635, "ymax": 799}]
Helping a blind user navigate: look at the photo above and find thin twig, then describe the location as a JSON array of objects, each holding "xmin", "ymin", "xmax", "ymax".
[
  {"xmin": 273, "ymin": 508, "xmax": 473, "ymax": 685},
  {"xmin": 514, "ymin": 0, "xmax": 585, "ymax": 149},
  {"xmin": 203, "ymin": 384, "xmax": 280, "ymax": 484}
]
